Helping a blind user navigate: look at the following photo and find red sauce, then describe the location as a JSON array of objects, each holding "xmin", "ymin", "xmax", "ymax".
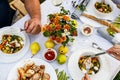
[
  {"xmin": 44, "ymin": 50, "xmax": 55, "ymax": 61},
  {"xmin": 83, "ymin": 27, "xmax": 91, "ymax": 34}
]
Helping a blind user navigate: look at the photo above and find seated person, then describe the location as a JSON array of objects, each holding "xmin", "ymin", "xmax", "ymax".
[{"xmin": 0, "ymin": 0, "xmax": 41, "ymax": 34}]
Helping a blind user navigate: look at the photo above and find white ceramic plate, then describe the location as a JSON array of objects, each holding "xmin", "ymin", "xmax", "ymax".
[
  {"xmin": 7, "ymin": 58, "xmax": 57, "ymax": 80},
  {"xmin": 0, "ymin": 27, "xmax": 30, "ymax": 63},
  {"xmin": 68, "ymin": 48, "xmax": 111, "ymax": 80},
  {"xmin": 80, "ymin": 0, "xmax": 120, "ymax": 27},
  {"xmin": 111, "ymin": 65, "xmax": 120, "ymax": 80}
]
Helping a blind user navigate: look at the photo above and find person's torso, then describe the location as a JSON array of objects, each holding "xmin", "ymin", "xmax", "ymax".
[{"xmin": 0, "ymin": 0, "xmax": 15, "ymax": 28}]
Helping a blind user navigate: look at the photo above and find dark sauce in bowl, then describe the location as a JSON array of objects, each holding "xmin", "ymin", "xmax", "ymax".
[{"xmin": 44, "ymin": 49, "xmax": 57, "ymax": 61}]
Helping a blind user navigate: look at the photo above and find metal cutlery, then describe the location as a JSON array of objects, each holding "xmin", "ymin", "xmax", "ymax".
[
  {"xmin": 71, "ymin": 0, "xmax": 90, "ymax": 20},
  {"xmin": 92, "ymin": 42, "xmax": 104, "ymax": 50},
  {"xmin": 20, "ymin": 28, "xmax": 25, "ymax": 32},
  {"xmin": 71, "ymin": 10, "xmax": 81, "ymax": 20},
  {"xmin": 84, "ymin": 42, "xmax": 106, "ymax": 58},
  {"xmin": 86, "ymin": 52, "xmax": 106, "ymax": 58}
]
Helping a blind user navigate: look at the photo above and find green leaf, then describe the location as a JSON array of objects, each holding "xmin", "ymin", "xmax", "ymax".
[
  {"xmin": 60, "ymin": 6, "xmax": 70, "ymax": 15},
  {"xmin": 78, "ymin": 4, "xmax": 86, "ymax": 11},
  {"xmin": 48, "ymin": 14, "xmax": 54, "ymax": 20},
  {"xmin": 62, "ymin": 36, "xmax": 69, "ymax": 46},
  {"xmin": 43, "ymin": 31, "xmax": 50, "ymax": 37},
  {"xmin": 113, "ymin": 71, "xmax": 120, "ymax": 80}
]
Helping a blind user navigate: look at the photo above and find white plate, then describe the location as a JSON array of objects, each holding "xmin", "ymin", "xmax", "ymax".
[
  {"xmin": 68, "ymin": 48, "xmax": 111, "ymax": 80},
  {"xmin": 111, "ymin": 65, "xmax": 120, "ymax": 80},
  {"xmin": 0, "ymin": 27, "xmax": 30, "ymax": 63},
  {"xmin": 80, "ymin": 0, "xmax": 120, "ymax": 27},
  {"xmin": 7, "ymin": 58, "xmax": 57, "ymax": 80}
]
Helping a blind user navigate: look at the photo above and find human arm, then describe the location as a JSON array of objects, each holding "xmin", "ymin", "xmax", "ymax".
[
  {"xmin": 107, "ymin": 44, "xmax": 120, "ymax": 61},
  {"xmin": 112, "ymin": 0, "xmax": 120, "ymax": 8},
  {"xmin": 82, "ymin": 73, "xmax": 91, "ymax": 80},
  {"xmin": 21, "ymin": 0, "xmax": 41, "ymax": 34}
]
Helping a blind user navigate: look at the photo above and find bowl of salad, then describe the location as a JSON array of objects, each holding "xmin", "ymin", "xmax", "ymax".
[
  {"xmin": 93, "ymin": 0, "xmax": 113, "ymax": 16},
  {"xmin": 0, "ymin": 27, "xmax": 26, "ymax": 55},
  {"xmin": 78, "ymin": 52, "xmax": 102, "ymax": 75}
]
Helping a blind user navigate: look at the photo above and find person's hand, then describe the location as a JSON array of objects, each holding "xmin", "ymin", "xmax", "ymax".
[
  {"xmin": 24, "ymin": 18, "xmax": 41, "ymax": 35},
  {"xmin": 112, "ymin": 0, "xmax": 120, "ymax": 9},
  {"xmin": 107, "ymin": 44, "xmax": 120, "ymax": 60},
  {"xmin": 82, "ymin": 73, "xmax": 91, "ymax": 80}
]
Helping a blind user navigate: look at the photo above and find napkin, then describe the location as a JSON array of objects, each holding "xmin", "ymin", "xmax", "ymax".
[{"xmin": 97, "ymin": 27, "xmax": 120, "ymax": 45}]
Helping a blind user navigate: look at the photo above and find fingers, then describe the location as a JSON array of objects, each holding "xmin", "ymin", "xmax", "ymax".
[
  {"xmin": 24, "ymin": 19, "xmax": 41, "ymax": 34},
  {"xmin": 107, "ymin": 44, "xmax": 120, "ymax": 61},
  {"xmin": 31, "ymin": 24, "xmax": 41, "ymax": 34},
  {"xmin": 24, "ymin": 20, "xmax": 29, "ymax": 30},
  {"xmin": 82, "ymin": 77, "xmax": 85, "ymax": 80},
  {"xmin": 85, "ymin": 73, "xmax": 90, "ymax": 80},
  {"xmin": 82, "ymin": 74, "xmax": 90, "ymax": 80},
  {"xmin": 26, "ymin": 22, "xmax": 35, "ymax": 33}
]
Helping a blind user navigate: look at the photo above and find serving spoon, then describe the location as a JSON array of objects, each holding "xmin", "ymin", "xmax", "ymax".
[{"xmin": 86, "ymin": 52, "xmax": 106, "ymax": 58}]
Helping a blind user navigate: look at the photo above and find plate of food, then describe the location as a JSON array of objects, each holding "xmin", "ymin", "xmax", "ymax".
[
  {"xmin": 80, "ymin": 0, "xmax": 120, "ymax": 27},
  {"xmin": 7, "ymin": 58, "xmax": 57, "ymax": 80},
  {"xmin": 0, "ymin": 26, "xmax": 30, "ymax": 63},
  {"xmin": 68, "ymin": 48, "xmax": 111, "ymax": 80}
]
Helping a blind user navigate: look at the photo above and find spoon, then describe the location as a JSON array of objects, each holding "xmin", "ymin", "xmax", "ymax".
[{"xmin": 92, "ymin": 42, "xmax": 104, "ymax": 51}]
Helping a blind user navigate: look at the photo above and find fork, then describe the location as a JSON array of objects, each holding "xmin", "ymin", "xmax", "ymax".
[
  {"xmin": 71, "ymin": 10, "xmax": 81, "ymax": 20},
  {"xmin": 20, "ymin": 28, "xmax": 25, "ymax": 32},
  {"xmin": 71, "ymin": 0, "xmax": 90, "ymax": 20}
]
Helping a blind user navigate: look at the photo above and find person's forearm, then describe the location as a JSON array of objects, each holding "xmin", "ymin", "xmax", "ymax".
[{"xmin": 22, "ymin": 0, "xmax": 41, "ymax": 20}]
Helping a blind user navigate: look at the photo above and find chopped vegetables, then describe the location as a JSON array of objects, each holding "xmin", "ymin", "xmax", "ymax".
[
  {"xmin": 95, "ymin": 2, "xmax": 112, "ymax": 13},
  {"xmin": 0, "ymin": 34, "xmax": 24, "ymax": 54},
  {"xmin": 78, "ymin": 56, "xmax": 100, "ymax": 75},
  {"xmin": 107, "ymin": 15, "xmax": 120, "ymax": 36}
]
